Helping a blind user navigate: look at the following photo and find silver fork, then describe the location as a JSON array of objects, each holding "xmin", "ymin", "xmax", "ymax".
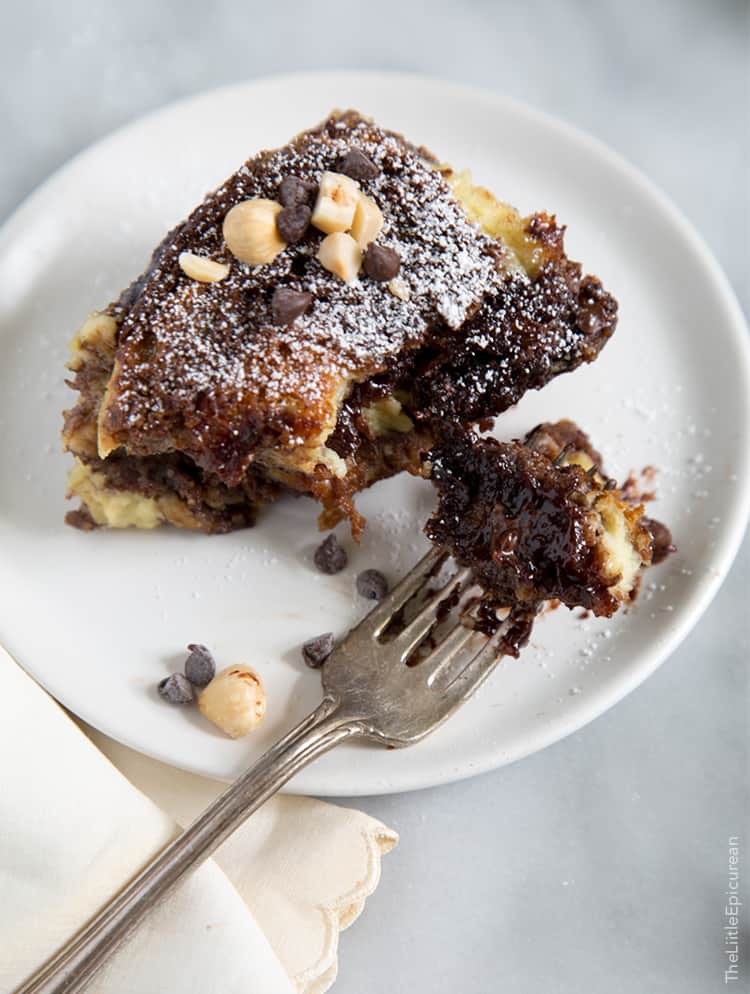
[{"xmin": 16, "ymin": 547, "xmax": 522, "ymax": 994}]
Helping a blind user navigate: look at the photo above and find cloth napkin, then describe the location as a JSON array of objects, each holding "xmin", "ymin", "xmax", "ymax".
[{"xmin": 0, "ymin": 646, "xmax": 397, "ymax": 993}]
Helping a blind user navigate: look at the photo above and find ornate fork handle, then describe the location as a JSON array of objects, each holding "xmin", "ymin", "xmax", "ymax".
[
  {"xmin": 15, "ymin": 696, "xmax": 364, "ymax": 994},
  {"xmin": 16, "ymin": 545, "xmax": 506, "ymax": 994}
]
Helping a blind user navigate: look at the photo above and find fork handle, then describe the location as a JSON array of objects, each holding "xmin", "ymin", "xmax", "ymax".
[{"xmin": 15, "ymin": 696, "xmax": 363, "ymax": 994}]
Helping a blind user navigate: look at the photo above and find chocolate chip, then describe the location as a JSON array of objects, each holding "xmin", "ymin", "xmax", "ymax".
[
  {"xmin": 363, "ymin": 244, "xmax": 401, "ymax": 282},
  {"xmin": 302, "ymin": 632, "xmax": 335, "ymax": 668},
  {"xmin": 643, "ymin": 517, "xmax": 675, "ymax": 565},
  {"xmin": 337, "ymin": 148, "xmax": 379, "ymax": 181},
  {"xmin": 279, "ymin": 175, "xmax": 317, "ymax": 207},
  {"xmin": 313, "ymin": 533, "xmax": 347, "ymax": 574},
  {"xmin": 356, "ymin": 569, "xmax": 388, "ymax": 601},
  {"xmin": 290, "ymin": 254, "xmax": 309, "ymax": 277},
  {"xmin": 185, "ymin": 643, "xmax": 216, "ymax": 687},
  {"xmin": 276, "ymin": 204, "xmax": 312, "ymax": 243},
  {"xmin": 158, "ymin": 673, "xmax": 194, "ymax": 704},
  {"xmin": 272, "ymin": 288, "xmax": 313, "ymax": 326}
]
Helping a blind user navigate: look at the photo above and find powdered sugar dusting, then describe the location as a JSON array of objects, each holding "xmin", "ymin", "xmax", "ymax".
[{"xmin": 104, "ymin": 113, "xmax": 505, "ymax": 464}]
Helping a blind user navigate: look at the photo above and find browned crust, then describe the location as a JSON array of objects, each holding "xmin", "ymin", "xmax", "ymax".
[
  {"xmin": 425, "ymin": 423, "xmax": 653, "ymax": 617},
  {"xmin": 96, "ymin": 111, "xmax": 505, "ymax": 483},
  {"xmin": 63, "ymin": 112, "xmax": 618, "ymax": 535}
]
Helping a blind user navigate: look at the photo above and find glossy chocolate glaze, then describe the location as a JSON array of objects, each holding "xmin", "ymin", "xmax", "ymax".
[
  {"xmin": 327, "ymin": 228, "xmax": 616, "ymax": 463},
  {"xmin": 425, "ymin": 423, "xmax": 655, "ymax": 618},
  {"xmin": 64, "ymin": 113, "xmax": 619, "ymax": 535}
]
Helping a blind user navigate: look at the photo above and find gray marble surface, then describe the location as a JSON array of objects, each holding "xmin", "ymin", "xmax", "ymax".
[{"xmin": 2, "ymin": 1, "xmax": 748, "ymax": 991}]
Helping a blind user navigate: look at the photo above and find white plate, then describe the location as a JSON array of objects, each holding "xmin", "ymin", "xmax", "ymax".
[{"xmin": 1, "ymin": 73, "xmax": 748, "ymax": 795}]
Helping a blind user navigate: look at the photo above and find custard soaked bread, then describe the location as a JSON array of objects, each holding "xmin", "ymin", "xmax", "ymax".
[
  {"xmin": 63, "ymin": 112, "xmax": 617, "ymax": 535},
  {"xmin": 425, "ymin": 421, "xmax": 672, "ymax": 620}
]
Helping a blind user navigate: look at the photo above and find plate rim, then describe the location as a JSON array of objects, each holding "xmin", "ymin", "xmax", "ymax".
[{"xmin": 2, "ymin": 70, "xmax": 749, "ymax": 793}]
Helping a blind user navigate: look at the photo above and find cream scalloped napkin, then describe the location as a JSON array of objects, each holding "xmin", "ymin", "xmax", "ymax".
[{"xmin": 0, "ymin": 647, "xmax": 397, "ymax": 994}]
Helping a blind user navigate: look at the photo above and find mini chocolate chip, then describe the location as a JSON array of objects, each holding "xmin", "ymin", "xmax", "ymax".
[
  {"xmin": 276, "ymin": 204, "xmax": 312, "ymax": 243},
  {"xmin": 356, "ymin": 569, "xmax": 388, "ymax": 601},
  {"xmin": 337, "ymin": 148, "xmax": 379, "ymax": 181},
  {"xmin": 158, "ymin": 673, "xmax": 194, "ymax": 704},
  {"xmin": 363, "ymin": 244, "xmax": 401, "ymax": 282},
  {"xmin": 185, "ymin": 643, "xmax": 216, "ymax": 687},
  {"xmin": 643, "ymin": 517, "xmax": 675, "ymax": 565},
  {"xmin": 291, "ymin": 254, "xmax": 309, "ymax": 277},
  {"xmin": 279, "ymin": 175, "xmax": 317, "ymax": 207},
  {"xmin": 302, "ymin": 632, "xmax": 335, "ymax": 668},
  {"xmin": 272, "ymin": 288, "xmax": 313, "ymax": 326},
  {"xmin": 313, "ymin": 533, "xmax": 347, "ymax": 574}
]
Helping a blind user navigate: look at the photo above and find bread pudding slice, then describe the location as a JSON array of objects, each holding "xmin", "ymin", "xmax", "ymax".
[
  {"xmin": 425, "ymin": 421, "xmax": 671, "ymax": 619},
  {"xmin": 63, "ymin": 111, "xmax": 617, "ymax": 536}
]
